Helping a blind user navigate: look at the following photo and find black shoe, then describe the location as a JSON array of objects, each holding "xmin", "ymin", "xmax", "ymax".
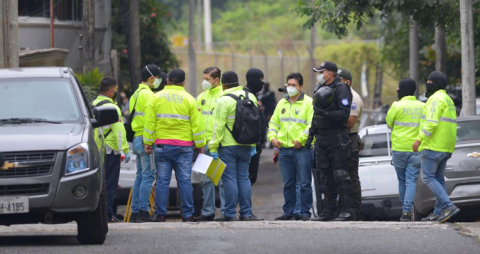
[
  {"xmin": 293, "ymin": 214, "xmax": 302, "ymax": 221},
  {"xmin": 251, "ymin": 213, "xmax": 264, "ymax": 221},
  {"xmin": 129, "ymin": 213, "xmax": 138, "ymax": 223},
  {"xmin": 214, "ymin": 214, "xmax": 226, "ymax": 222},
  {"xmin": 312, "ymin": 211, "xmax": 337, "ymax": 221},
  {"xmin": 152, "ymin": 214, "xmax": 166, "ymax": 222},
  {"xmin": 334, "ymin": 212, "xmax": 355, "ymax": 221},
  {"xmin": 136, "ymin": 210, "xmax": 155, "ymax": 223},
  {"xmin": 224, "ymin": 216, "xmax": 237, "ymax": 222},
  {"xmin": 182, "ymin": 216, "xmax": 196, "ymax": 222},
  {"xmin": 195, "ymin": 214, "xmax": 215, "ymax": 222},
  {"xmin": 108, "ymin": 216, "xmax": 123, "ymax": 223},
  {"xmin": 275, "ymin": 215, "xmax": 294, "ymax": 221},
  {"xmin": 300, "ymin": 215, "xmax": 311, "ymax": 221},
  {"xmin": 438, "ymin": 205, "xmax": 460, "ymax": 223},
  {"xmin": 421, "ymin": 212, "xmax": 441, "ymax": 222},
  {"xmin": 239, "ymin": 216, "xmax": 252, "ymax": 221},
  {"xmin": 400, "ymin": 212, "xmax": 412, "ymax": 222}
]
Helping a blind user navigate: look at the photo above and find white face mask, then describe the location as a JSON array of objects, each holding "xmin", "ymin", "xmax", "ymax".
[
  {"xmin": 317, "ymin": 74, "xmax": 326, "ymax": 85},
  {"xmin": 202, "ymin": 79, "xmax": 212, "ymax": 90},
  {"xmin": 287, "ymin": 87, "xmax": 299, "ymax": 97},
  {"xmin": 153, "ymin": 78, "xmax": 162, "ymax": 89}
]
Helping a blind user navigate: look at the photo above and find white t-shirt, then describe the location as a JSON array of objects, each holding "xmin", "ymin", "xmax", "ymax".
[{"xmin": 350, "ymin": 88, "xmax": 363, "ymax": 133}]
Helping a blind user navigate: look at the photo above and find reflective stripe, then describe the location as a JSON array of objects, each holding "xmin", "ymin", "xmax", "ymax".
[
  {"xmin": 202, "ymin": 111, "xmax": 213, "ymax": 115},
  {"xmin": 143, "ymin": 137, "xmax": 154, "ymax": 142},
  {"xmin": 394, "ymin": 121, "xmax": 419, "ymax": 127},
  {"xmin": 144, "ymin": 128, "xmax": 154, "ymax": 134},
  {"xmin": 426, "ymin": 119, "xmax": 438, "ymax": 124},
  {"xmin": 307, "ymin": 122, "xmax": 312, "ymax": 125},
  {"xmin": 227, "ymin": 116, "xmax": 235, "ymax": 119},
  {"xmin": 440, "ymin": 117, "xmax": 456, "ymax": 123},
  {"xmin": 279, "ymin": 117, "xmax": 308, "ymax": 124},
  {"xmin": 134, "ymin": 111, "xmax": 144, "ymax": 117},
  {"xmin": 270, "ymin": 122, "xmax": 280, "ymax": 128},
  {"xmin": 422, "ymin": 129, "xmax": 432, "ymax": 137},
  {"xmin": 422, "ymin": 115, "xmax": 426, "ymax": 119},
  {"xmin": 304, "ymin": 130, "xmax": 309, "ymax": 135},
  {"xmin": 268, "ymin": 128, "xmax": 277, "ymax": 133},
  {"xmin": 194, "ymin": 140, "xmax": 205, "ymax": 144},
  {"xmin": 193, "ymin": 131, "xmax": 204, "ymax": 136},
  {"xmin": 156, "ymin": 114, "xmax": 190, "ymax": 120}
]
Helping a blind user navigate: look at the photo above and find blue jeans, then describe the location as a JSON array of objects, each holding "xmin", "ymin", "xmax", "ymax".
[
  {"xmin": 219, "ymin": 146, "xmax": 252, "ymax": 218},
  {"xmin": 279, "ymin": 147, "xmax": 313, "ymax": 216},
  {"xmin": 201, "ymin": 146, "xmax": 225, "ymax": 216},
  {"xmin": 392, "ymin": 151, "xmax": 421, "ymax": 213},
  {"xmin": 421, "ymin": 149, "xmax": 453, "ymax": 215},
  {"xmin": 294, "ymin": 182, "xmax": 301, "ymax": 215},
  {"xmin": 155, "ymin": 145, "xmax": 194, "ymax": 218},
  {"xmin": 131, "ymin": 137, "xmax": 155, "ymax": 213}
]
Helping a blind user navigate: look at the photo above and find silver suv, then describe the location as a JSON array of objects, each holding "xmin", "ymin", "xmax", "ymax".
[{"xmin": 0, "ymin": 67, "xmax": 118, "ymax": 244}]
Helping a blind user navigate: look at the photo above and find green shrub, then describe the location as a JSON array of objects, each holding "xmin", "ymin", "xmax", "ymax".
[{"xmin": 77, "ymin": 68, "xmax": 104, "ymax": 103}]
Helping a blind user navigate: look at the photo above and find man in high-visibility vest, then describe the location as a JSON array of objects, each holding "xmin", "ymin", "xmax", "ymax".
[
  {"xmin": 129, "ymin": 64, "xmax": 163, "ymax": 223},
  {"xmin": 143, "ymin": 69, "xmax": 206, "ymax": 222},
  {"xmin": 268, "ymin": 72, "xmax": 314, "ymax": 221},
  {"xmin": 92, "ymin": 77, "xmax": 131, "ymax": 223},
  {"xmin": 413, "ymin": 71, "xmax": 459, "ymax": 223},
  {"xmin": 209, "ymin": 71, "xmax": 257, "ymax": 221},
  {"xmin": 386, "ymin": 78, "xmax": 424, "ymax": 221},
  {"xmin": 195, "ymin": 66, "xmax": 226, "ymax": 222}
]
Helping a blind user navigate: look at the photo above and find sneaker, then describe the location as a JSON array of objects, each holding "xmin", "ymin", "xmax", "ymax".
[
  {"xmin": 182, "ymin": 216, "xmax": 197, "ymax": 222},
  {"xmin": 239, "ymin": 216, "xmax": 252, "ymax": 221},
  {"xmin": 224, "ymin": 216, "xmax": 237, "ymax": 222},
  {"xmin": 108, "ymin": 216, "xmax": 123, "ymax": 223},
  {"xmin": 250, "ymin": 213, "xmax": 264, "ymax": 221},
  {"xmin": 400, "ymin": 212, "xmax": 412, "ymax": 222},
  {"xmin": 438, "ymin": 205, "xmax": 460, "ymax": 223},
  {"xmin": 152, "ymin": 214, "xmax": 166, "ymax": 222},
  {"xmin": 195, "ymin": 214, "xmax": 215, "ymax": 222},
  {"xmin": 214, "ymin": 214, "xmax": 226, "ymax": 222},
  {"xmin": 274, "ymin": 215, "xmax": 294, "ymax": 221},
  {"xmin": 136, "ymin": 210, "xmax": 155, "ymax": 223},
  {"xmin": 421, "ymin": 212, "xmax": 441, "ymax": 222},
  {"xmin": 128, "ymin": 213, "xmax": 138, "ymax": 223}
]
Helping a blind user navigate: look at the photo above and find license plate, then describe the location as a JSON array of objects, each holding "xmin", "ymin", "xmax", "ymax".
[{"xmin": 0, "ymin": 196, "xmax": 29, "ymax": 214}]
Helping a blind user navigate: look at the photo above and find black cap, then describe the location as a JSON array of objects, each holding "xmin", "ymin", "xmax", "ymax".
[
  {"xmin": 141, "ymin": 64, "xmax": 162, "ymax": 82},
  {"xmin": 337, "ymin": 68, "xmax": 352, "ymax": 81},
  {"xmin": 428, "ymin": 71, "xmax": 448, "ymax": 89},
  {"xmin": 313, "ymin": 61, "xmax": 338, "ymax": 73},
  {"xmin": 168, "ymin": 69, "xmax": 185, "ymax": 84},
  {"xmin": 221, "ymin": 71, "xmax": 239, "ymax": 86}
]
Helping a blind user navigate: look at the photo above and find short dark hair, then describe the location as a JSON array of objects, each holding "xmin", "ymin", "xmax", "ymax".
[
  {"xmin": 286, "ymin": 72, "xmax": 303, "ymax": 86},
  {"xmin": 203, "ymin": 67, "xmax": 221, "ymax": 80},
  {"xmin": 100, "ymin": 77, "xmax": 118, "ymax": 92},
  {"xmin": 221, "ymin": 71, "xmax": 239, "ymax": 88}
]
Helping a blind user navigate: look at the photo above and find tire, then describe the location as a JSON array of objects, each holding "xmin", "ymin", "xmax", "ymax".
[
  {"xmin": 76, "ymin": 187, "xmax": 108, "ymax": 244},
  {"xmin": 413, "ymin": 204, "xmax": 428, "ymax": 222},
  {"xmin": 193, "ymin": 183, "xmax": 203, "ymax": 217}
]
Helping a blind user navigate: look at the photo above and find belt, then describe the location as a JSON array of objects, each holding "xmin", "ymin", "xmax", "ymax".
[{"xmin": 316, "ymin": 129, "xmax": 347, "ymax": 136}]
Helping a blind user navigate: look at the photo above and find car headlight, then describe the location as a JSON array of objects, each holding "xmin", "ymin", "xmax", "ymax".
[{"xmin": 65, "ymin": 143, "xmax": 90, "ymax": 175}]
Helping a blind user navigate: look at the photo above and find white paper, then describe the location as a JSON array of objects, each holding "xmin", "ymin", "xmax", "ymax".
[{"xmin": 192, "ymin": 153, "xmax": 213, "ymax": 174}]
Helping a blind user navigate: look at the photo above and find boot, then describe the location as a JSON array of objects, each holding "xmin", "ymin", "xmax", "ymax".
[
  {"xmin": 312, "ymin": 197, "xmax": 337, "ymax": 221},
  {"xmin": 334, "ymin": 182, "xmax": 355, "ymax": 221}
]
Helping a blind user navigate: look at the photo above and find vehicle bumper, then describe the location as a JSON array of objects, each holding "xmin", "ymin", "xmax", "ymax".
[{"xmin": 361, "ymin": 196, "xmax": 402, "ymax": 219}]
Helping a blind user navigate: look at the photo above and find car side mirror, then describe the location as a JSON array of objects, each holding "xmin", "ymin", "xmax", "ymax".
[{"xmin": 92, "ymin": 106, "xmax": 119, "ymax": 128}]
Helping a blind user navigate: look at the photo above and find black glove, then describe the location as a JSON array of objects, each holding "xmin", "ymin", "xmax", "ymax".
[
  {"xmin": 314, "ymin": 103, "xmax": 329, "ymax": 118},
  {"xmin": 305, "ymin": 135, "xmax": 314, "ymax": 149}
]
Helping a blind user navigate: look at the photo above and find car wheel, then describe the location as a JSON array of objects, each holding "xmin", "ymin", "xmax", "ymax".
[
  {"xmin": 76, "ymin": 184, "xmax": 108, "ymax": 244},
  {"xmin": 193, "ymin": 183, "xmax": 203, "ymax": 217},
  {"xmin": 413, "ymin": 204, "xmax": 428, "ymax": 221}
]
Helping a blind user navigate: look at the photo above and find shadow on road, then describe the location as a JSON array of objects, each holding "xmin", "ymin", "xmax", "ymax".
[{"xmin": 0, "ymin": 235, "xmax": 79, "ymax": 246}]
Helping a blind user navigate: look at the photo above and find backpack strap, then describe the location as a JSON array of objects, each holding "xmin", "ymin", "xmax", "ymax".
[
  {"xmin": 92, "ymin": 100, "xmax": 114, "ymax": 138},
  {"xmin": 128, "ymin": 87, "xmax": 147, "ymax": 124}
]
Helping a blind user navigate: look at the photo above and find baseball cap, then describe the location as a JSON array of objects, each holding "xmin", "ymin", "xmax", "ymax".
[
  {"xmin": 168, "ymin": 69, "xmax": 185, "ymax": 84},
  {"xmin": 337, "ymin": 68, "xmax": 352, "ymax": 81},
  {"xmin": 313, "ymin": 61, "xmax": 338, "ymax": 73}
]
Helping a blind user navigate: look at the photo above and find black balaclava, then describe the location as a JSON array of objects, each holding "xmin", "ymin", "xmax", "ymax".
[
  {"xmin": 397, "ymin": 78, "xmax": 417, "ymax": 100},
  {"xmin": 246, "ymin": 68, "xmax": 265, "ymax": 94},
  {"xmin": 426, "ymin": 71, "xmax": 447, "ymax": 98}
]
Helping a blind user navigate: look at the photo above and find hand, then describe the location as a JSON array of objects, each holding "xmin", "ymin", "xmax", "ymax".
[
  {"xmin": 124, "ymin": 152, "xmax": 131, "ymax": 163},
  {"xmin": 293, "ymin": 140, "xmax": 302, "ymax": 150},
  {"xmin": 412, "ymin": 140, "xmax": 421, "ymax": 152},
  {"xmin": 305, "ymin": 135, "xmax": 313, "ymax": 149},
  {"xmin": 250, "ymin": 146, "xmax": 257, "ymax": 157},
  {"xmin": 199, "ymin": 146, "xmax": 205, "ymax": 154},
  {"xmin": 144, "ymin": 144, "xmax": 153, "ymax": 154},
  {"xmin": 271, "ymin": 139, "xmax": 283, "ymax": 149},
  {"xmin": 210, "ymin": 152, "xmax": 219, "ymax": 160}
]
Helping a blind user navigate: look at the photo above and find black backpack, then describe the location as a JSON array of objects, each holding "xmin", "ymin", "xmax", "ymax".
[
  {"xmin": 124, "ymin": 88, "xmax": 146, "ymax": 142},
  {"xmin": 91, "ymin": 100, "xmax": 113, "ymax": 138},
  {"xmin": 223, "ymin": 88, "xmax": 261, "ymax": 144}
]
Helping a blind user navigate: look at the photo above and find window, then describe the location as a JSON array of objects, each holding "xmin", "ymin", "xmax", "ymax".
[
  {"xmin": 359, "ymin": 133, "xmax": 391, "ymax": 158},
  {"xmin": 18, "ymin": 0, "xmax": 83, "ymax": 21},
  {"xmin": 456, "ymin": 120, "xmax": 480, "ymax": 143}
]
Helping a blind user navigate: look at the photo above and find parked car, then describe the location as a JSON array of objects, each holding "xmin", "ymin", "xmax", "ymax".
[{"xmin": 0, "ymin": 67, "xmax": 118, "ymax": 244}]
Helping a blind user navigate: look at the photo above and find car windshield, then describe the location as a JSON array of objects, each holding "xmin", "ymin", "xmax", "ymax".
[
  {"xmin": 0, "ymin": 79, "xmax": 82, "ymax": 123},
  {"xmin": 359, "ymin": 132, "xmax": 391, "ymax": 158},
  {"xmin": 457, "ymin": 120, "xmax": 480, "ymax": 142}
]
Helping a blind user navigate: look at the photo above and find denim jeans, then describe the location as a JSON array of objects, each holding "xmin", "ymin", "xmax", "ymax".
[
  {"xmin": 201, "ymin": 146, "xmax": 225, "ymax": 216},
  {"xmin": 421, "ymin": 149, "xmax": 453, "ymax": 215},
  {"xmin": 131, "ymin": 137, "xmax": 155, "ymax": 213},
  {"xmin": 154, "ymin": 145, "xmax": 194, "ymax": 218},
  {"xmin": 105, "ymin": 151, "xmax": 121, "ymax": 219},
  {"xmin": 219, "ymin": 146, "xmax": 252, "ymax": 218},
  {"xmin": 294, "ymin": 182, "xmax": 301, "ymax": 215},
  {"xmin": 392, "ymin": 151, "xmax": 421, "ymax": 213},
  {"xmin": 279, "ymin": 147, "xmax": 313, "ymax": 216}
]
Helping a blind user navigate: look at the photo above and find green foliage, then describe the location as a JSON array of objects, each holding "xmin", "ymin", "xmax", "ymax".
[{"xmin": 77, "ymin": 68, "xmax": 104, "ymax": 103}]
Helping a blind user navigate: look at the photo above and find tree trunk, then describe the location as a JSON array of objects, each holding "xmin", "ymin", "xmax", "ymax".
[
  {"xmin": 435, "ymin": 23, "xmax": 447, "ymax": 74},
  {"xmin": 460, "ymin": 0, "xmax": 476, "ymax": 116},
  {"xmin": 309, "ymin": 0, "xmax": 317, "ymax": 95},
  {"xmin": 189, "ymin": 0, "xmax": 198, "ymax": 95},
  {"xmin": 409, "ymin": 19, "xmax": 419, "ymax": 97},
  {"xmin": 196, "ymin": 0, "xmax": 202, "ymax": 50},
  {"xmin": 1, "ymin": 0, "xmax": 19, "ymax": 68},
  {"xmin": 120, "ymin": 0, "xmax": 136, "ymax": 92},
  {"xmin": 129, "ymin": 0, "xmax": 142, "ymax": 91},
  {"xmin": 82, "ymin": 0, "xmax": 95, "ymax": 73}
]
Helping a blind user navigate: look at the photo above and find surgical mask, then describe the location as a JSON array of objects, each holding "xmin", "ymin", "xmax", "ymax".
[
  {"xmin": 287, "ymin": 87, "xmax": 299, "ymax": 97},
  {"xmin": 153, "ymin": 78, "xmax": 162, "ymax": 89},
  {"xmin": 317, "ymin": 74, "xmax": 326, "ymax": 85},
  {"xmin": 202, "ymin": 79, "xmax": 212, "ymax": 90}
]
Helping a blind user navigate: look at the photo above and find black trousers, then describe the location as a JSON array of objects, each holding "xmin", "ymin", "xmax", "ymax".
[
  {"xmin": 248, "ymin": 144, "xmax": 262, "ymax": 186},
  {"xmin": 105, "ymin": 152, "xmax": 121, "ymax": 219},
  {"xmin": 347, "ymin": 134, "xmax": 362, "ymax": 214}
]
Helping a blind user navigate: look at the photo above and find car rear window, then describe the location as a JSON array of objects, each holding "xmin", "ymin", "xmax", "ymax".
[
  {"xmin": 457, "ymin": 120, "xmax": 480, "ymax": 142},
  {"xmin": 359, "ymin": 133, "xmax": 391, "ymax": 157}
]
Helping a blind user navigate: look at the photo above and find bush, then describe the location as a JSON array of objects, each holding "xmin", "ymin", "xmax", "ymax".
[{"xmin": 77, "ymin": 68, "xmax": 104, "ymax": 103}]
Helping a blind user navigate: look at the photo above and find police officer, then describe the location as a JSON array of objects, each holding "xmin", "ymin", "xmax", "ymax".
[
  {"xmin": 338, "ymin": 68, "xmax": 363, "ymax": 219},
  {"xmin": 308, "ymin": 61, "xmax": 354, "ymax": 221},
  {"xmin": 413, "ymin": 71, "xmax": 459, "ymax": 223},
  {"xmin": 386, "ymin": 78, "xmax": 424, "ymax": 222}
]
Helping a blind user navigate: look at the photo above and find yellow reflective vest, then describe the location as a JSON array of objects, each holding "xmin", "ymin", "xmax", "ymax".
[
  {"xmin": 197, "ymin": 85, "xmax": 223, "ymax": 144},
  {"xmin": 386, "ymin": 96, "xmax": 425, "ymax": 152},
  {"xmin": 267, "ymin": 93, "xmax": 314, "ymax": 148},
  {"xmin": 209, "ymin": 86, "xmax": 257, "ymax": 153},
  {"xmin": 143, "ymin": 85, "xmax": 205, "ymax": 148},
  {"xmin": 92, "ymin": 95, "xmax": 129, "ymax": 154},
  {"xmin": 418, "ymin": 90, "xmax": 457, "ymax": 153},
  {"xmin": 129, "ymin": 83, "xmax": 155, "ymax": 137}
]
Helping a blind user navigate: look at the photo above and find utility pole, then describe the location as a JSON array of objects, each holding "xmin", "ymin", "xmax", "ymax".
[
  {"xmin": 50, "ymin": 0, "xmax": 54, "ymax": 48},
  {"xmin": 189, "ymin": 0, "xmax": 198, "ymax": 95},
  {"xmin": 460, "ymin": 0, "xmax": 476, "ymax": 116},
  {"xmin": 435, "ymin": 23, "xmax": 447, "ymax": 74},
  {"xmin": 409, "ymin": 19, "xmax": 419, "ymax": 96},
  {"xmin": 309, "ymin": 0, "xmax": 317, "ymax": 95},
  {"xmin": 203, "ymin": 0, "xmax": 212, "ymax": 52},
  {"xmin": 130, "ymin": 0, "xmax": 142, "ymax": 90},
  {"xmin": 0, "ymin": 0, "xmax": 19, "ymax": 68},
  {"xmin": 196, "ymin": 0, "xmax": 202, "ymax": 50},
  {"xmin": 120, "ymin": 0, "xmax": 135, "ymax": 92},
  {"xmin": 82, "ymin": 0, "xmax": 95, "ymax": 73}
]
